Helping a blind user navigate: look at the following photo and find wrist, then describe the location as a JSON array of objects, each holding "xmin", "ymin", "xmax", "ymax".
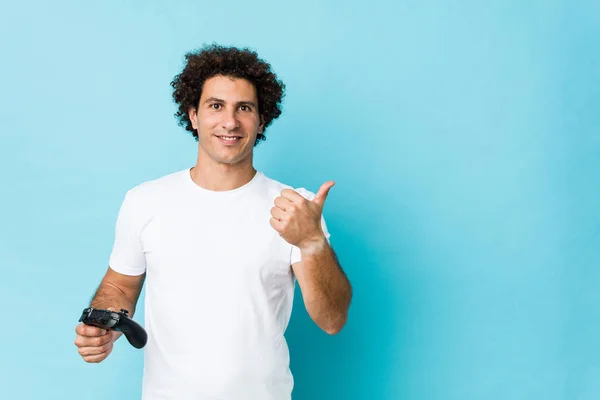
[{"xmin": 298, "ymin": 235, "xmax": 328, "ymax": 255}]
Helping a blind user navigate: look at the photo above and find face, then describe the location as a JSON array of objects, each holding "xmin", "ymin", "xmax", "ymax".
[{"xmin": 188, "ymin": 75, "xmax": 264, "ymax": 167}]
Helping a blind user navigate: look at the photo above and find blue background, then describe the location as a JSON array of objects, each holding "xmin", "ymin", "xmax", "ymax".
[{"xmin": 1, "ymin": 1, "xmax": 599, "ymax": 399}]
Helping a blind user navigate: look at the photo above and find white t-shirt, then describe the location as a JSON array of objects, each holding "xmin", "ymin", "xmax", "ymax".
[{"xmin": 108, "ymin": 168, "xmax": 330, "ymax": 400}]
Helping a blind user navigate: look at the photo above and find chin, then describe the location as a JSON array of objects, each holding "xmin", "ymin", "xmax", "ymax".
[{"xmin": 216, "ymin": 153, "xmax": 250, "ymax": 166}]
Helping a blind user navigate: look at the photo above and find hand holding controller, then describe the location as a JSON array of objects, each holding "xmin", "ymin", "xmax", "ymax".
[{"xmin": 79, "ymin": 307, "xmax": 148, "ymax": 349}]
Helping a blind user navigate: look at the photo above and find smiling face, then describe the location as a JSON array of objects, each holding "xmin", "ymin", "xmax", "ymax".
[{"xmin": 188, "ymin": 75, "xmax": 264, "ymax": 168}]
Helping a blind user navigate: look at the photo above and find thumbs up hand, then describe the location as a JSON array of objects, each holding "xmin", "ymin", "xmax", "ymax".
[{"xmin": 270, "ymin": 181, "xmax": 335, "ymax": 250}]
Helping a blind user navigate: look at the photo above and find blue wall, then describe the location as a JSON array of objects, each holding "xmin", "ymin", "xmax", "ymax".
[{"xmin": 1, "ymin": 1, "xmax": 598, "ymax": 399}]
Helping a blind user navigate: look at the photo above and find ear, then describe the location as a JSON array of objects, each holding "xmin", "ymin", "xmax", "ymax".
[
  {"xmin": 188, "ymin": 106, "xmax": 198, "ymax": 130},
  {"xmin": 258, "ymin": 115, "xmax": 265, "ymax": 134}
]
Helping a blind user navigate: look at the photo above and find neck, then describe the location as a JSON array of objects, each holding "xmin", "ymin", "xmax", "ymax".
[{"xmin": 190, "ymin": 153, "xmax": 256, "ymax": 192}]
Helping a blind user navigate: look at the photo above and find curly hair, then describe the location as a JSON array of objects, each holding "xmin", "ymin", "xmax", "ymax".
[{"xmin": 171, "ymin": 44, "xmax": 286, "ymax": 146}]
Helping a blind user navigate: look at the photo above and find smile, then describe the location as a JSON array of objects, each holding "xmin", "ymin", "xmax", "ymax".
[{"xmin": 215, "ymin": 135, "xmax": 243, "ymax": 145}]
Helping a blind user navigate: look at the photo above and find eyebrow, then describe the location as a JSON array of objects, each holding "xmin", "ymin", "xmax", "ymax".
[{"xmin": 204, "ymin": 97, "xmax": 257, "ymax": 108}]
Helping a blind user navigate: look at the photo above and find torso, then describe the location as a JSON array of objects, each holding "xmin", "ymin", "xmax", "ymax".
[{"xmin": 127, "ymin": 169, "xmax": 299, "ymax": 399}]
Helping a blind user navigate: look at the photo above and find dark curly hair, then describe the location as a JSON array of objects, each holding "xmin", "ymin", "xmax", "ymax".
[{"xmin": 171, "ymin": 44, "xmax": 286, "ymax": 146}]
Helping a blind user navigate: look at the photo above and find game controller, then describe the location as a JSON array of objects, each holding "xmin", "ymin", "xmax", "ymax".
[{"xmin": 79, "ymin": 307, "xmax": 148, "ymax": 349}]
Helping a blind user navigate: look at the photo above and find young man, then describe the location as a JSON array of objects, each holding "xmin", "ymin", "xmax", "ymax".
[{"xmin": 73, "ymin": 44, "xmax": 352, "ymax": 399}]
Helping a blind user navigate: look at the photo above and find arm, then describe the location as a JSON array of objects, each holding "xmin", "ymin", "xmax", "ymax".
[
  {"xmin": 270, "ymin": 181, "xmax": 352, "ymax": 335},
  {"xmin": 292, "ymin": 239, "xmax": 352, "ymax": 334},
  {"xmin": 89, "ymin": 266, "xmax": 145, "ymax": 340},
  {"xmin": 75, "ymin": 190, "xmax": 147, "ymax": 361}
]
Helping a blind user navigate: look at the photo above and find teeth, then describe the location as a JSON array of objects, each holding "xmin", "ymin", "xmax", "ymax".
[{"xmin": 219, "ymin": 136, "xmax": 239, "ymax": 141}]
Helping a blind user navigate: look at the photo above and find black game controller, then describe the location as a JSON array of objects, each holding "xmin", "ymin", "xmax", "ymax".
[{"xmin": 79, "ymin": 307, "xmax": 148, "ymax": 349}]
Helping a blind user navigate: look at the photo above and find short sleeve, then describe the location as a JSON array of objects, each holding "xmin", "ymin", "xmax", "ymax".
[
  {"xmin": 108, "ymin": 190, "xmax": 147, "ymax": 276},
  {"xmin": 290, "ymin": 187, "xmax": 332, "ymax": 266}
]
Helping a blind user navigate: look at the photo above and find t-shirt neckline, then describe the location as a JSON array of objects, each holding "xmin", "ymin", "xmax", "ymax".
[{"xmin": 182, "ymin": 167, "xmax": 263, "ymax": 197}]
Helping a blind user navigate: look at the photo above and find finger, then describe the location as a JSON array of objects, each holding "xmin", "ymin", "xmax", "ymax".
[
  {"xmin": 280, "ymin": 189, "xmax": 305, "ymax": 204},
  {"xmin": 269, "ymin": 217, "xmax": 283, "ymax": 232},
  {"xmin": 76, "ymin": 323, "xmax": 107, "ymax": 337},
  {"xmin": 270, "ymin": 206, "xmax": 286, "ymax": 221},
  {"xmin": 78, "ymin": 342, "xmax": 112, "ymax": 357},
  {"xmin": 274, "ymin": 196, "xmax": 293, "ymax": 211},
  {"xmin": 82, "ymin": 349, "xmax": 111, "ymax": 363},
  {"xmin": 75, "ymin": 330, "xmax": 113, "ymax": 348},
  {"xmin": 313, "ymin": 181, "xmax": 335, "ymax": 207}
]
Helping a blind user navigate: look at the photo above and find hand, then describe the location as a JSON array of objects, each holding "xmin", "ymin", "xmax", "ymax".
[
  {"xmin": 74, "ymin": 323, "xmax": 117, "ymax": 363},
  {"xmin": 270, "ymin": 181, "xmax": 334, "ymax": 250}
]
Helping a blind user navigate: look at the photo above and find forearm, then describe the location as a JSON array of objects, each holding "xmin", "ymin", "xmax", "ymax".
[
  {"xmin": 90, "ymin": 280, "xmax": 138, "ymax": 316},
  {"xmin": 298, "ymin": 239, "xmax": 352, "ymax": 334},
  {"xmin": 89, "ymin": 281, "xmax": 139, "ymax": 342}
]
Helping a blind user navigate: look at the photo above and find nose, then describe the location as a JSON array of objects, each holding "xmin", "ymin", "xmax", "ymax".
[{"xmin": 221, "ymin": 109, "xmax": 239, "ymax": 131}]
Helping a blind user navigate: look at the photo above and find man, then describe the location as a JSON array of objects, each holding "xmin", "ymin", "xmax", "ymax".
[{"xmin": 74, "ymin": 44, "xmax": 352, "ymax": 399}]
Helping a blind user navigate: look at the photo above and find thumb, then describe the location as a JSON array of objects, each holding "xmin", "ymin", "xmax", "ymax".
[{"xmin": 313, "ymin": 181, "xmax": 335, "ymax": 207}]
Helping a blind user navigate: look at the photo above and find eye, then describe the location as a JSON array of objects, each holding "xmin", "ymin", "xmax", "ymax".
[
  {"xmin": 239, "ymin": 105, "xmax": 251, "ymax": 112},
  {"xmin": 210, "ymin": 103, "xmax": 221, "ymax": 110}
]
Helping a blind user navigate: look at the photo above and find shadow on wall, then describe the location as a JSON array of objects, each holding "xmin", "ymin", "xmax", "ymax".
[{"xmin": 286, "ymin": 205, "xmax": 420, "ymax": 400}]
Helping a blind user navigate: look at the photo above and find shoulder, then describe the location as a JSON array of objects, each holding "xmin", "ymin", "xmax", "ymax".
[
  {"xmin": 113, "ymin": 169, "xmax": 188, "ymax": 226},
  {"xmin": 122, "ymin": 169, "xmax": 188, "ymax": 204}
]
